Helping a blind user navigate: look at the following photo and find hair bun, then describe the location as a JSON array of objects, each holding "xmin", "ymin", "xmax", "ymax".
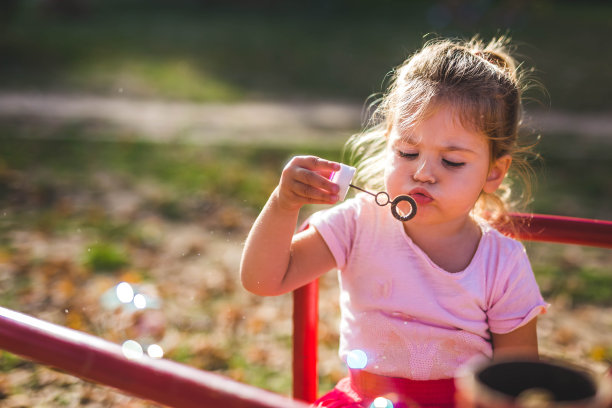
[
  {"xmin": 474, "ymin": 50, "xmax": 509, "ymax": 70},
  {"xmin": 470, "ymin": 37, "xmax": 518, "ymax": 80}
]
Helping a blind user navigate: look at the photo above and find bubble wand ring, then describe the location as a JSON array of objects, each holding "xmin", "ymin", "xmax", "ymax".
[
  {"xmin": 349, "ymin": 184, "xmax": 417, "ymax": 222},
  {"xmin": 329, "ymin": 163, "xmax": 416, "ymax": 222}
]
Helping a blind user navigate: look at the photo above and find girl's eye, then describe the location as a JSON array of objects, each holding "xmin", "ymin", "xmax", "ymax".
[
  {"xmin": 398, "ymin": 151, "xmax": 418, "ymax": 159},
  {"xmin": 442, "ymin": 159, "xmax": 465, "ymax": 168}
]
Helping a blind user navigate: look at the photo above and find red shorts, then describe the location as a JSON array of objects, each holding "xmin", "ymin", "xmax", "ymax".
[{"xmin": 312, "ymin": 369, "xmax": 456, "ymax": 408}]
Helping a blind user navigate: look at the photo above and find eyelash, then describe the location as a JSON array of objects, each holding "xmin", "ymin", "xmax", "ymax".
[
  {"xmin": 397, "ymin": 151, "xmax": 465, "ymax": 168},
  {"xmin": 443, "ymin": 159, "xmax": 465, "ymax": 168},
  {"xmin": 398, "ymin": 151, "xmax": 418, "ymax": 159}
]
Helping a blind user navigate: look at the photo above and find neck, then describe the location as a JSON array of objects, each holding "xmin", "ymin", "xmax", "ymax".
[
  {"xmin": 405, "ymin": 215, "xmax": 477, "ymax": 240},
  {"xmin": 403, "ymin": 216, "xmax": 482, "ymax": 273}
]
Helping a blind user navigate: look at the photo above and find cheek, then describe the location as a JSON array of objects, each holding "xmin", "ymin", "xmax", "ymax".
[
  {"xmin": 450, "ymin": 168, "xmax": 489, "ymax": 201},
  {"xmin": 383, "ymin": 154, "xmax": 402, "ymax": 188},
  {"xmin": 382, "ymin": 151, "xmax": 393, "ymax": 178},
  {"xmin": 383, "ymin": 167, "xmax": 392, "ymax": 191}
]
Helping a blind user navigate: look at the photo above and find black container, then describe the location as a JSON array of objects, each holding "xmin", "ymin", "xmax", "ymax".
[{"xmin": 455, "ymin": 359, "xmax": 612, "ymax": 408}]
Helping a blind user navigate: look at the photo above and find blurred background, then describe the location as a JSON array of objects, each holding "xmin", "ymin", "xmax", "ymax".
[{"xmin": 0, "ymin": 0, "xmax": 611, "ymax": 406}]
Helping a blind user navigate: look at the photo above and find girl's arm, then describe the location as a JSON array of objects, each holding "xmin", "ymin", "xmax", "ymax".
[
  {"xmin": 491, "ymin": 317, "xmax": 539, "ymax": 360},
  {"xmin": 240, "ymin": 156, "xmax": 340, "ymax": 296}
]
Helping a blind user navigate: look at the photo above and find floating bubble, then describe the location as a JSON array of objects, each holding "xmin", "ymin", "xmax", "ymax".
[
  {"xmin": 147, "ymin": 344, "xmax": 164, "ymax": 359},
  {"xmin": 370, "ymin": 397, "xmax": 393, "ymax": 408},
  {"xmin": 101, "ymin": 281, "xmax": 163, "ymax": 312},
  {"xmin": 347, "ymin": 349, "xmax": 368, "ymax": 369},
  {"xmin": 122, "ymin": 340, "xmax": 143, "ymax": 360},
  {"xmin": 116, "ymin": 282, "xmax": 135, "ymax": 304},
  {"xmin": 133, "ymin": 293, "xmax": 147, "ymax": 309}
]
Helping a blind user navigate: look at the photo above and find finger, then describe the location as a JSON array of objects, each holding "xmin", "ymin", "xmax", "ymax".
[
  {"xmin": 291, "ymin": 180, "xmax": 339, "ymax": 204},
  {"xmin": 293, "ymin": 156, "xmax": 341, "ymax": 175},
  {"xmin": 293, "ymin": 167, "xmax": 340, "ymax": 195}
]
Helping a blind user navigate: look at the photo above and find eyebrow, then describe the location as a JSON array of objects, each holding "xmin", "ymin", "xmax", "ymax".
[{"xmin": 444, "ymin": 145, "xmax": 477, "ymax": 154}]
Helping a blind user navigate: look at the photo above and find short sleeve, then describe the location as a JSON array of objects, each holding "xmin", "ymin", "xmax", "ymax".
[
  {"xmin": 486, "ymin": 242, "xmax": 548, "ymax": 334},
  {"xmin": 308, "ymin": 198, "xmax": 360, "ymax": 269}
]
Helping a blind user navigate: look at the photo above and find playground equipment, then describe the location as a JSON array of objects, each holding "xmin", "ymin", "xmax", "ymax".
[{"xmin": 0, "ymin": 213, "xmax": 611, "ymax": 407}]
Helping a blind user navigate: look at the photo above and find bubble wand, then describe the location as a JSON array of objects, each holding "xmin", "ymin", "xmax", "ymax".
[{"xmin": 330, "ymin": 164, "xmax": 417, "ymax": 222}]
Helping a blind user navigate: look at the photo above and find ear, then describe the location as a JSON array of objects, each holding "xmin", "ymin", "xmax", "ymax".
[{"xmin": 483, "ymin": 155, "xmax": 512, "ymax": 194}]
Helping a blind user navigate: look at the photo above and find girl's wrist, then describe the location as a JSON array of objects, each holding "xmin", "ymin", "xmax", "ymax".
[{"xmin": 270, "ymin": 186, "xmax": 302, "ymax": 217}]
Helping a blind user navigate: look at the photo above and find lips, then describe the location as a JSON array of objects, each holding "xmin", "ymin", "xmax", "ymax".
[{"xmin": 408, "ymin": 188, "xmax": 433, "ymax": 205}]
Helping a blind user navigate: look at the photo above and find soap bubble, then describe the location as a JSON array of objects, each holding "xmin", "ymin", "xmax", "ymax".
[
  {"xmin": 133, "ymin": 293, "xmax": 147, "ymax": 309},
  {"xmin": 116, "ymin": 282, "xmax": 135, "ymax": 304},
  {"xmin": 147, "ymin": 344, "xmax": 164, "ymax": 359},
  {"xmin": 101, "ymin": 282, "xmax": 162, "ymax": 311},
  {"xmin": 122, "ymin": 340, "xmax": 164, "ymax": 360},
  {"xmin": 101, "ymin": 283, "xmax": 166, "ymax": 359},
  {"xmin": 122, "ymin": 340, "xmax": 144, "ymax": 360},
  {"xmin": 347, "ymin": 349, "xmax": 368, "ymax": 369},
  {"xmin": 370, "ymin": 397, "xmax": 393, "ymax": 408}
]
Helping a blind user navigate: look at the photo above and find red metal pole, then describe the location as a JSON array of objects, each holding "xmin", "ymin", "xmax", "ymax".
[
  {"xmin": 292, "ymin": 279, "xmax": 319, "ymax": 403},
  {"xmin": 0, "ymin": 307, "xmax": 309, "ymax": 408},
  {"xmin": 506, "ymin": 213, "xmax": 612, "ymax": 249}
]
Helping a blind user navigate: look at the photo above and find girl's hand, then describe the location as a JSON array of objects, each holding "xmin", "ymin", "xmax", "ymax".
[{"xmin": 276, "ymin": 156, "xmax": 341, "ymax": 212}]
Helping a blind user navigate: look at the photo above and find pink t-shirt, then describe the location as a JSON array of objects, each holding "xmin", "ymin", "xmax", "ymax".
[{"xmin": 309, "ymin": 193, "xmax": 548, "ymax": 380}]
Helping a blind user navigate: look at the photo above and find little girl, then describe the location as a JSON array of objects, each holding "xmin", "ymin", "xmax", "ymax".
[{"xmin": 240, "ymin": 37, "xmax": 547, "ymax": 408}]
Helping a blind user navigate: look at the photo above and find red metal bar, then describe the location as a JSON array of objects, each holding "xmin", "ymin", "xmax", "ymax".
[
  {"xmin": 0, "ymin": 307, "xmax": 309, "ymax": 408},
  {"xmin": 292, "ymin": 279, "xmax": 319, "ymax": 403},
  {"xmin": 505, "ymin": 213, "xmax": 612, "ymax": 248}
]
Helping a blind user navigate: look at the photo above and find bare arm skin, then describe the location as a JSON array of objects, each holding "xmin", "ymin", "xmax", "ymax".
[
  {"xmin": 240, "ymin": 156, "xmax": 340, "ymax": 296},
  {"xmin": 491, "ymin": 317, "xmax": 539, "ymax": 360}
]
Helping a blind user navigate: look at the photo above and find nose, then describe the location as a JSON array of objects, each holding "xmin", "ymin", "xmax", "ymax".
[{"xmin": 413, "ymin": 158, "xmax": 436, "ymax": 184}]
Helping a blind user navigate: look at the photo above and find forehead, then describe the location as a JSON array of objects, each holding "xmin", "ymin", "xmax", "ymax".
[{"xmin": 391, "ymin": 104, "xmax": 489, "ymax": 150}]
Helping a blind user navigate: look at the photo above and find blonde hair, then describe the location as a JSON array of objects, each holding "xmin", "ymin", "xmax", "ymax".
[{"xmin": 345, "ymin": 36, "xmax": 538, "ymax": 225}]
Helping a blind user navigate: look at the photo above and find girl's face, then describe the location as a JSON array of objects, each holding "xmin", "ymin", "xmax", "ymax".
[{"xmin": 384, "ymin": 104, "xmax": 510, "ymax": 227}]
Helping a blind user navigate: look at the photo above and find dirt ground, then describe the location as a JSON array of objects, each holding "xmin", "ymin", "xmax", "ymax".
[{"xmin": 1, "ymin": 92, "xmax": 612, "ymax": 145}]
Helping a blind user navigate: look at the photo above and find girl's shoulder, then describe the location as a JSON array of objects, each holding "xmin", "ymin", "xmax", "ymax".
[{"xmin": 477, "ymin": 218, "xmax": 528, "ymax": 258}]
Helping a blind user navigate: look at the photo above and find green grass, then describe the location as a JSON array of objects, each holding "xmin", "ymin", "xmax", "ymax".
[
  {"xmin": 83, "ymin": 242, "xmax": 129, "ymax": 272},
  {"xmin": 531, "ymin": 133, "xmax": 612, "ymax": 220},
  {"xmin": 527, "ymin": 240, "xmax": 612, "ymax": 306},
  {"xmin": 0, "ymin": 265, "xmax": 30, "ymax": 311},
  {"xmin": 228, "ymin": 354, "xmax": 292, "ymax": 393},
  {"xmin": 0, "ymin": 120, "xmax": 343, "ymax": 212},
  {"xmin": 1, "ymin": 1, "xmax": 612, "ymax": 111},
  {"xmin": 535, "ymin": 264, "xmax": 612, "ymax": 306},
  {"xmin": 0, "ymin": 351, "xmax": 28, "ymax": 373}
]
